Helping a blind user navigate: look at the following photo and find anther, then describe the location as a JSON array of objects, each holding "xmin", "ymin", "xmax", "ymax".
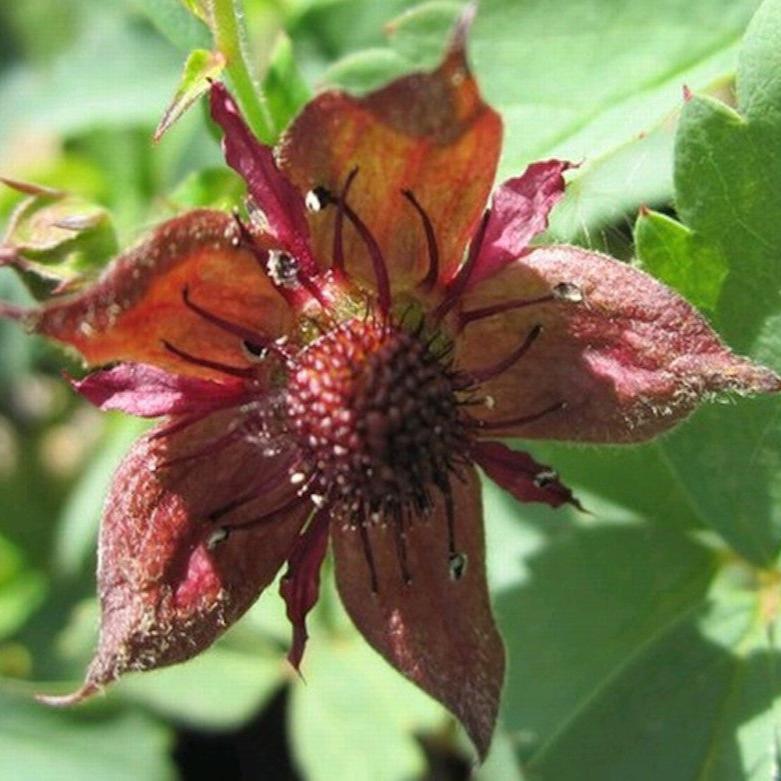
[
  {"xmin": 306, "ymin": 186, "xmax": 332, "ymax": 213},
  {"xmin": 553, "ymin": 282, "xmax": 583, "ymax": 303},
  {"xmin": 533, "ymin": 469, "xmax": 558, "ymax": 488},
  {"xmin": 448, "ymin": 552, "xmax": 468, "ymax": 581},
  {"xmin": 206, "ymin": 527, "xmax": 230, "ymax": 550},
  {"xmin": 267, "ymin": 250, "xmax": 300, "ymax": 288}
]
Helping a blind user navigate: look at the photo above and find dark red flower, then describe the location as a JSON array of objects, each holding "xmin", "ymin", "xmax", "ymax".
[{"xmin": 5, "ymin": 16, "xmax": 778, "ymax": 759}]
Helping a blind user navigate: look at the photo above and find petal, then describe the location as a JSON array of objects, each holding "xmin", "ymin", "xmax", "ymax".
[
  {"xmin": 469, "ymin": 160, "xmax": 572, "ymax": 286},
  {"xmin": 332, "ymin": 467, "xmax": 504, "ymax": 760},
  {"xmin": 209, "ymin": 83, "xmax": 317, "ymax": 274},
  {"xmin": 277, "ymin": 30, "xmax": 501, "ymax": 289},
  {"xmin": 473, "ymin": 440, "xmax": 582, "ymax": 510},
  {"xmin": 22, "ymin": 210, "xmax": 290, "ymax": 378},
  {"xmin": 279, "ymin": 507, "xmax": 330, "ymax": 672},
  {"xmin": 455, "ymin": 245, "xmax": 781, "ymax": 442},
  {"xmin": 71, "ymin": 363, "xmax": 249, "ymax": 417},
  {"xmin": 38, "ymin": 410, "xmax": 308, "ymax": 706}
]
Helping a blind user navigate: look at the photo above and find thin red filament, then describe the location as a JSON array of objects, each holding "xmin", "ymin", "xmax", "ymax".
[
  {"xmin": 402, "ymin": 189, "xmax": 440, "ymax": 291},
  {"xmin": 459, "ymin": 294, "xmax": 555, "ymax": 330},
  {"xmin": 477, "ymin": 400, "xmax": 566, "ymax": 431},
  {"xmin": 432, "ymin": 209, "xmax": 491, "ymax": 322},
  {"xmin": 161, "ymin": 340, "xmax": 256, "ymax": 379},
  {"xmin": 465, "ymin": 325, "xmax": 542, "ymax": 384}
]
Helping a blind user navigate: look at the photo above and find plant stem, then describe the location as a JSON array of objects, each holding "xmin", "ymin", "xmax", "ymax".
[{"xmin": 210, "ymin": 0, "xmax": 274, "ymax": 142}]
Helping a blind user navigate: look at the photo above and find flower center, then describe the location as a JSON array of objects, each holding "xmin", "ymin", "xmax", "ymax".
[{"xmin": 286, "ymin": 316, "xmax": 470, "ymax": 524}]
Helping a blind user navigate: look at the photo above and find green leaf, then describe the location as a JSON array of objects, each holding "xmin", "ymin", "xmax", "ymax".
[
  {"xmin": 321, "ymin": 0, "xmax": 760, "ymax": 240},
  {"xmin": 262, "ymin": 33, "xmax": 312, "ymax": 136},
  {"xmin": 0, "ymin": 689, "xmax": 175, "ymax": 781},
  {"xmin": 116, "ymin": 644, "xmax": 284, "ymax": 730},
  {"xmin": 130, "ymin": 0, "xmax": 211, "ymax": 50},
  {"xmin": 154, "ymin": 48, "xmax": 226, "ymax": 142},
  {"xmin": 2, "ymin": 183, "xmax": 118, "ymax": 298},
  {"xmin": 166, "ymin": 167, "xmax": 245, "ymax": 210},
  {"xmin": 0, "ymin": 536, "xmax": 46, "ymax": 642},
  {"xmin": 634, "ymin": 209, "xmax": 729, "ymax": 312},
  {"xmin": 289, "ymin": 603, "xmax": 443, "ymax": 781},
  {"xmin": 635, "ymin": 0, "xmax": 781, "ymax": 564},
  {"xmin": 523, "ymin": 560, "xmax": 781, "ymax": 780}
]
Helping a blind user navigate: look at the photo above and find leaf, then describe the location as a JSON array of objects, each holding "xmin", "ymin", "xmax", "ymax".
[
  {"xmin": 522, "ymin": 560, "xmax": 781, "ymax": 780},
  {"xmin": 116, "ymin": 643, "xmax": 285, "ymax": 730},
  {"xmin": 636, "ymin": 0, "xmax": 781, "ymax": 563},
  {"xmin": 166, "ymin": 167, "xmax": 245, "ymax": 210},
  {"xmin": 131, "ymin": 0, "xmax": 211, "ymax": 50},
  {"xmin": 2, "ymin": 185, "xmax": 118, "ymax": 298},
  {"xmin": 0, "ymin": 689, "xmax": 175, "ymax": 781},
  {"xmin": 320, "ymin": 0, "xmax": 761, "ymax": 240},
  {"xmin": 289, "ymin": 611, "xmax": 444, "ymax": 781},
  {"xmin": 0, "ymin": 535, "xmax": 47, "ymax": 641},
  {"xmin": 261, "ymin": 33, "xmax": 312, "ymax": 136},
  {"xmin": 634, "ymin": 209, "xmax": 729, "ymax": 312},
  {"xmin": 0, "ymin": 9, "xmax": 184, "ymax": 145},
  {"xmin": 154, "ymin": 49, "xmax": 226, "ymax": 142}
]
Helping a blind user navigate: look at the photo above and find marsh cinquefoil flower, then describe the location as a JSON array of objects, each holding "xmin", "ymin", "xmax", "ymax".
[{"xmin": 5, "ymin": 20, "xmax": 778, "ymax": 758}]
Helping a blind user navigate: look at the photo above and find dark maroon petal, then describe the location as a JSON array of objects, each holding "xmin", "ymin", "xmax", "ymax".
[
  {"xmin": 209, "ymin": 82, "xmax": 316, "ymax": 274},
  {"xmin": 37, "ymin": 409, "xmax": 307, "ymax": 706},
  {"xmin": 279, "ymin": 507, "xmax": 330, "ymax": 672},
  {"xmin": 332, "ymin": 468, "xmax": 504, "ymax": 760},
  {"xmin": 455, "ymin": 245, "xmax": 781, "ymax": 442},
  {"xmin": 71, "ymin": 363, "xmax": 249, "ymax": 417},
  {"xmin": 468, "ymin": 160, "xmax": 571, "ymax": 286},
  {"xmin": 473, "ymin": 439, "xmax": 582, "ymax": 510},
  {"xmin": 18, "ymin": 209, "xmax": 291, "ymax": 379},
  {"xmin": 277, "ymin": 23, "xmax": 502, "ymax": 290}
]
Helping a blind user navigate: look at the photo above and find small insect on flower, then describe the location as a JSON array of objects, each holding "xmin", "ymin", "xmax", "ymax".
[{"xmin": 2, "ymin": 8, "xmax": 778, "ymax": 761}]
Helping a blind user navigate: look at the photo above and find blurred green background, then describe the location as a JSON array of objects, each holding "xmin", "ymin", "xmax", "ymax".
[{"xmin": 2, "ymin": 1, "xmax": 781, "ymax": 779}]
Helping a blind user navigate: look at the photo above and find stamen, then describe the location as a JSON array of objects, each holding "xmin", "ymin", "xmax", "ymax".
[
  {"xmin": 182, "ymin": 287, "xmax": 287, "ymax": 360},
  {"xmin": 334, "ymin": 169, "xmax": 392, "ymax": 314},
  {"xmin": 402, "ymin": 189, "xmax": 439, "ymax": 291},
  {"xmin": 459, "ymin": 294, "xmax": 555, "ymax": 330},
  {"xmin": 432, "ymin": 209, "xmax": 491, "ymax": 322},
  {"xmin": 393, "ymin": 516, "xmax": 412, "ymax": 585},
  {"xmin": 476, "ymin": 400, "xmax": 566, "ymax": 431},
  {"xmin": 464, "ymin": 324, "xmax": 542, "ymax": 384},
  {"xmin": 220, "ymin": 494, "xmax": 305, "ymax": 534},
  {"xmin": 161, "ymin": 339, "xmax": 256, "ymax": 379},
  {"xmin": 359, "ymin": 522, "xmax": 379, "ymax": 594},
  {"xmin": 332, "ymin": 170, "xmax": 357, "ymax": 273}
]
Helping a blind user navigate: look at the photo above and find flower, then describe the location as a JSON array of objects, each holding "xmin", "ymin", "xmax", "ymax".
[{"xmin": 4, "ymin": 13, "xmax": 778, "ymax": 759}]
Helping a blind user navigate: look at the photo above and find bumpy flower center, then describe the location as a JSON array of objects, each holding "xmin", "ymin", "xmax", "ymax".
[{"xmin": 286, "ymin": 316, "xmax": 470, "ymax": 525}]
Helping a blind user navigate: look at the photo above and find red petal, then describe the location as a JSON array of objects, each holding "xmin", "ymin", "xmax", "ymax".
[
  {"xmin": 468, "ymin": 160, "xmax": 572, "ymax": 286},
  {"xmin": 38, "ymin": 410, "xmax": 308, "ymax": 705},
  {"xmin": 24, "ymin": 210, "xmax": 291, "ymax": 378},
  {"xmin": 209, "ymin": 83, "xmax": 317, "ymax": 274},
  {"xmin": 332, "ymin": 468, "xmax": 504, "ymax": 760},
  {"xmin": 71, "ymin": 363, "xmax": 249, "ymax": 417},
  {"xmin": 473, "ymin": 440, "xmax": 582, "ymax": 510},
  {"xmin": 279, "ymin": 507, "xmax": 330, "ymax": 672},
  {"xmin": 278, "ymin": 32, "xmax": 501, "ymax": 290},
  {"xmin": 455, "ymin": 245, "xmax": 780, "ymax": 442}
]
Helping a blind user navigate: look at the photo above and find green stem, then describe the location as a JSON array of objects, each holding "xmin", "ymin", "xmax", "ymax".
[{"xmin": 210, "ymin": 0, "xmax": 274, "ymax": 142}]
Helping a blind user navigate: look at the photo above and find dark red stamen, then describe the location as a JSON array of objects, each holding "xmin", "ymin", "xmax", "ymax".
[
  {"xmin": 464, "ymin": 325, "xmax": 542, "ymax": 384},
  {"xmin": 359, "ymin": 523, "xmax": 379, "ymax": 594},
  {"xmin": 402, "ymin": 189, "xmax": 439, "ymax": 291},
  {"xmin": 459, "ymin": 294, "xmax": 556, "ymax": 330},
  {"xmin": 161, "ymin": 340, "xmax": 256, "ymax": 379},
  {"xmin": 220, "ymin": 493, "xmax": 306, "ymax": 533},
  {"xmin": 182, "ymin": 286, "xmax": 287, "ymax": 360},
  {"xmin": 432, "ymin": 209, "xmax": 491, "ymax": 323},
  {"xmin": 332, "ymin": 169, "xmax": 358, "ymax": 273},
  {"xmin": 393, "ymin": 516, "xmax": 412, "ymax": 585},
  {"xmin": 476, "ymin": 400, "xmax": 566, "ymax": 431},
  {"xmin": 335, "ymin": 170, "xmax": 391, "ymax": 315}
]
